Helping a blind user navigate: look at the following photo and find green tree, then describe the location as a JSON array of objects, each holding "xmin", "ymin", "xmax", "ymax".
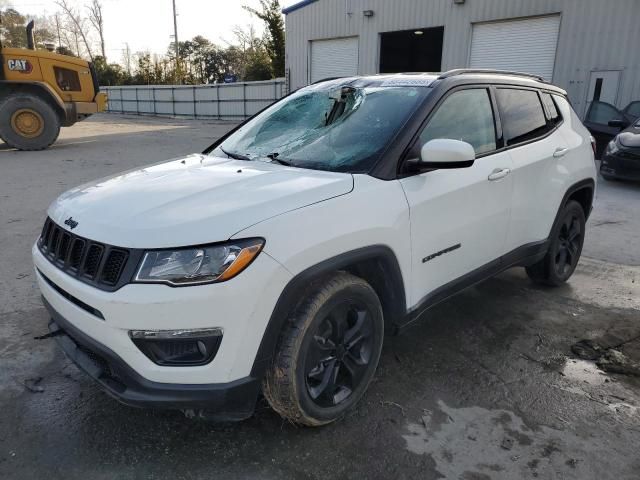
[
  {"xmin": 134, "ymin": 52, "xmax": 153, "ymax": 84},
  {"xmin": 93, "ymin": 55, "xmax": 130, "ymax": 86},
  {"xmin": 0, "ymin": 8, "xmax": 28, "ymax": 47},
  {"xmin": 243, "ymin": 0, "xmax": 285, "ymax": 77},
  {"xmin": 56, "ymin": 45, "xmax": 75, "ymax": 56},
  {"xmin": 244, "ymin": 47, "xmax": 273, "ymax": 81}
]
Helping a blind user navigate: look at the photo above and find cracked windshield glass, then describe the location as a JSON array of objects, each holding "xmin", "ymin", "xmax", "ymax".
[{"xmin": 214, "ymin": 82, "xmax": 429, "ymax": 172}]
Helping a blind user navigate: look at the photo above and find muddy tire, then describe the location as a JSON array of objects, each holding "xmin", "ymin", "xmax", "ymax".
[
  {"xmin": 525, "ymin": 200, "xmax": 586, "ymax": 286},
  {"xmin": 263, "ymin": 272, "xmax": 384, "ymax": 426},
  {"xmin": 0, "ymin": 93, "xmax": 61, "ymax": 151}
]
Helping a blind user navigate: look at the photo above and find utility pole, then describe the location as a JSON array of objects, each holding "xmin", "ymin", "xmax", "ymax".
[
  {"xmin": 123, "ymin": 42, "xmax": 131, "ymax": 75},
  {"xmin": 172, "ymin": 0, "xmax": 181, "ymax": 84}
]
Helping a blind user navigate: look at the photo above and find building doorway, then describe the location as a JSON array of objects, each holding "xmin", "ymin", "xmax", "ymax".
[{"xmin": 379, "ymin": 26, "xmax": 444, "ymax": 74}]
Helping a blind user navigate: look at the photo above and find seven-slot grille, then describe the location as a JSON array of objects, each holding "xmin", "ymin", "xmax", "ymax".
[{"xmin": 38, "ymin": 218, "xmax": 130, "ymax": 288}]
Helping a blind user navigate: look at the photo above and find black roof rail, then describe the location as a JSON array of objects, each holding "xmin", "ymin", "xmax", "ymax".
[{"xmin": 437, "ymin": 69, "xmax": 548, "ymax": 84}]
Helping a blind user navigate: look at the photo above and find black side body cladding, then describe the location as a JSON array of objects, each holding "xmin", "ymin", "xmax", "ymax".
[{"xmin": 402, "ymin": 240, "xmax": 549, "ymax": 328}]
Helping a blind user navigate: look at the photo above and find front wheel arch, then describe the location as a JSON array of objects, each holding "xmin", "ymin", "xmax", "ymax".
[{"xmin": 250, "ymin": 245, "xmax": 406, "ymax": 380}]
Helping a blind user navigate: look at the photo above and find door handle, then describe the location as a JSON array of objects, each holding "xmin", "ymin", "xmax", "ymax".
[
  {"xmin": 488, "ymin": 168, "xmax": 511, "ymax": 181},
  {"xmin": 553, "ymin": 147, "xmax": 569, "ymax": 158}
]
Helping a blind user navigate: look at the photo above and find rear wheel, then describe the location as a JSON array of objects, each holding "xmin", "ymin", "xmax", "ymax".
[
  {"xmin": 0, "ymin": 93, "xmax": 61, "ymax": 150},
  {"xmin": 526, "ymin": 200, "xmax": 586, "ymax": 286},
  {"xmin": 263, "ymin": 272, "xmax": 384, "ymax": 426}
]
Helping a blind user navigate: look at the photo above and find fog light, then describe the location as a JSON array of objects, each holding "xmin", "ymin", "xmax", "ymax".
[{"xmin": 129, "ymin": 328, "xmax": 223, "ymax": 366}]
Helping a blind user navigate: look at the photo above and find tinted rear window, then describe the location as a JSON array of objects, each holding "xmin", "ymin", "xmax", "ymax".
[{"xmin": 496, "ymin": 89, "xmax": 548, "ymax": 146}]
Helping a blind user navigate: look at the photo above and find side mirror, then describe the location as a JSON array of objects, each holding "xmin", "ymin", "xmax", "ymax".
[
  {"xmin": 407, "ymin": 139, "xmax": 476, "ymax": 172},
  {"xmin": 608, "ymin": 119, "xmax": 629, "ymax": 129}
]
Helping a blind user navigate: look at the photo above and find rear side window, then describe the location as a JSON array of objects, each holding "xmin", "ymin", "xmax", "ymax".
[
  {"xmin": 54, "ymin": 67, "xmax": 81, "ymax": 91},
  {"xmin": 541, "ymin": 93, "xmax": 562, "ymax": 127},
  {"xmin": 419, "ymin": 88, "xmax": 497, "ymax": 155},
  {"xmin": 496, "ymin": 88, "xmax": 548, "ymax": 146}
]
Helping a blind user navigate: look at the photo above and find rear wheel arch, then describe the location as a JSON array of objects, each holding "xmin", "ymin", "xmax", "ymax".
[
  {"xmin": 250, "ymin": 245, "xmax": 407, "ymax": 379},
  {"xmin": 551, "ymin": 179, "xmax": 595, "ymax": 232},
  {"xmin": 566, "ymin": 182, "xmax": 594, "ymax": 220}
]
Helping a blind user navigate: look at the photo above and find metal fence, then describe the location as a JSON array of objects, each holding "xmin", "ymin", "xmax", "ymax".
[{"xmin": 101, "ymin": 78, "xmax": 287, "ymax": 120}]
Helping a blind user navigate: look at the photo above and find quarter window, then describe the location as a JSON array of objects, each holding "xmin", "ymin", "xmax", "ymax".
[
  {"xmin": 496, "ymin": 88, "xmax": 548, "ymax": 146},
  {"xmin": 541, "ymin": 92, "xmax": 562, "ymax": 127},
  {"xmin": 54, "ymin": 67, "xmax": 81, "ymax": 92},
  {"xmin": 419, "ymin": 88, "xmax": 497, "ymax": 155}
]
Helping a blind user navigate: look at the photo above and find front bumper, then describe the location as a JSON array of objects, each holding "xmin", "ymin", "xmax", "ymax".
[
  {"xmin": 45, "ymin": 297, "xmax": 260, "ymax": 419},
  {"xmin": 601, "ymin": 151, "xmax": 640, "ymax": 180},
  {"xmin": 33, "ymin": 242, "xmax": 291, "ymax": 386}
]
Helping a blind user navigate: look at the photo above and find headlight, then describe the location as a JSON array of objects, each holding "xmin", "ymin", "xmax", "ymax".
[
  {"xmin": 134, "ymin": 238, "xmax": 264, "ymax": 286},
  {"xmin": 604, "ymin": 138, "xmax": 619, "ymax": 156}
]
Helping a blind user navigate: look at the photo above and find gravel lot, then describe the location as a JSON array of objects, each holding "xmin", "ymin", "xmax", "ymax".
[{"xmin": 1, "ymin": 114, "xmax": 639, "ymax": 480}]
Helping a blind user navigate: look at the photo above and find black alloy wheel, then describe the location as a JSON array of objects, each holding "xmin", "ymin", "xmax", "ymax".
[
  {"xmin": 525, "ymin": 200, "xmax": 586, "ymax": 286},
  {"xmin": 304, "ymin": 300, "xmax": 374, "ymax": 408},
  {"xmin": 262, "ymin": 272, "xmax": 384, "ymax": 426},
  {"xmin": 553, "ymin": 213, "xmax": 582, "ymax": 278}
]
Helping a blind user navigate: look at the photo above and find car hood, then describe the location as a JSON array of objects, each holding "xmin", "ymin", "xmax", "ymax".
[
  {"xmin": 48, "ymin": 154, "xmax": 353, "ymax": 248},
  {"xmin": 618, "ymin": 126, "xmax": 640, "ymax": 148}
]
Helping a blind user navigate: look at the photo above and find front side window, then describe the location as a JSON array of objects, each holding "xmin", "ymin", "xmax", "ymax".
[
  {"xmin": 496, "ymin": 88, "xmax": 548, "ymax": 146},
  {"xmin": 54, "ymin": 67, "xmax": 81, "ymax": 91},
  {"xmin": 215, "ymin": 81, "xmax": 429, "ymax": 173},
  {"xmin": 418, "ymin": 88, "xmax": 497, "ymax": 155}
]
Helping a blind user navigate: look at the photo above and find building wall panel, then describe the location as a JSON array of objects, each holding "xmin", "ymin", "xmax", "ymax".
[{"xmin": 285, "ymin": 0, "xmax": 640, "ymax": 114}]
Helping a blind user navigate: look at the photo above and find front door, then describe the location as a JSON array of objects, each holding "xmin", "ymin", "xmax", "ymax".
[{"xmin": 399, "ymin": 87, "xmax": 513, "ymax": 309}]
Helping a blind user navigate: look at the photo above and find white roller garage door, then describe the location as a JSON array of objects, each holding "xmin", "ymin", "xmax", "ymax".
[
  {"xmin": 469, "ymin": 16, "xmax": 561, "ymax": 81},
  {"xmin": 310, "ymin": 37, "xmax": 358, "ymax": 83}
]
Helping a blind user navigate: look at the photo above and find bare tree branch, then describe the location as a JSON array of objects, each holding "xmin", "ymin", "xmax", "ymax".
[
  {"xmin": 86, "ymin": 0, "xmax": 105, "ymax": 59},
  {"xmin": 55, "ymin": 0, "xmax": 94, "ymax": 61}
]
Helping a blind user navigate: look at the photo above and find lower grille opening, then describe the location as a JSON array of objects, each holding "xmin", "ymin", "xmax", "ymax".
[{"xmin": 39, "ymin": 270, "xmax": 105, "ymax": 320}]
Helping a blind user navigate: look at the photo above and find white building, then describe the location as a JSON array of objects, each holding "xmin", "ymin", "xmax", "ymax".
[{"xmin": 283, "ymin": 0, "xmax": 640, "ymax": 118}]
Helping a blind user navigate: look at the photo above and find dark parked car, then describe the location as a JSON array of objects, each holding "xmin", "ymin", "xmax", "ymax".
[
  {"xmin": 584, "ymin": 100, "xmax": 640, "ymax": 158},
  {"xmin": 598, "ymin": 119, "xmax": 640, "ymax": 181}
]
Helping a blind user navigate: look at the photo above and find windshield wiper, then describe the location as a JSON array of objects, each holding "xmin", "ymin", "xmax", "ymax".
[
  {"xmin": 219, "ymin": 146, "xmax": 251, "ymax": 161},
  {"xmin": 266, "ymin": 152, "xmax": 294, "ymax": 167}
]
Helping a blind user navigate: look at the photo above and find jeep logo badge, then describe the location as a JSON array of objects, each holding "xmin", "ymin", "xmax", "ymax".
[
  {"xmin": 7, "ymin": 59, "xmax": 33, "ymax": 74},
  {"xmin": 64, "ymin": 217, "xmax": 79, "ymax": 230}
]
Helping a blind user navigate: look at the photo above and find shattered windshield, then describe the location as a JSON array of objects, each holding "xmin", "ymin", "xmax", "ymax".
[{"xmin": 213, "ymin": 82, "xmax": 429, "ymax": 173}]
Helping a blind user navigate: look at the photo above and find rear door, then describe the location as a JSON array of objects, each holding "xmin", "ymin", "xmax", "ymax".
[
  {"xmin": 399, "ymin": 87, "xmax": 513, "ymax": 308},
  {"xmin": 498, "ymin": 88, "xmax": 568, "ymax": 252}
]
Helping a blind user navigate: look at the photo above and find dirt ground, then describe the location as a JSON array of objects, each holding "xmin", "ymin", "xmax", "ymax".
[{"xmin": 1, "ymin": 114, "xmax": 639, "ymax": 480}]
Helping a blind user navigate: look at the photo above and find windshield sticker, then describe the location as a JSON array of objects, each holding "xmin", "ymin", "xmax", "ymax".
[{"xmin": 380, "ymin": 77, "xmax": 436, "ymax": 87}]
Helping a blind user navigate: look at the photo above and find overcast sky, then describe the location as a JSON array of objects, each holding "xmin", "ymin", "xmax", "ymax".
[{"xmin": 11, "ymin": 0, "xmax": 298, "ymax": 60}]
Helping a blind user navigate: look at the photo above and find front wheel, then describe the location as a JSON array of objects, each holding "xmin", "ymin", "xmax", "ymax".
[
  {"xmin": 525, "ymin": 200, "xmax": 586, "ymax": 286},
  {"xmin": 263, "ymin": 272, "xmax": 384, "ymax": 426},
  {"xmin": 0, "ymin": 93, "xmax": 61, "ymax": 150}
]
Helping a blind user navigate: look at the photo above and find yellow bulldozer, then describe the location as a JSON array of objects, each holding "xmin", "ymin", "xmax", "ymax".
[{"xmin": 0, "ymin": 20, "xmax": 107, "ymax": 150}]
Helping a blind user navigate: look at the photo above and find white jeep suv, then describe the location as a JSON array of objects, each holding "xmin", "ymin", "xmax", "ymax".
[{"xmin": 33, "ymin": 70, "xmax": 597, "ymax": 426}]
